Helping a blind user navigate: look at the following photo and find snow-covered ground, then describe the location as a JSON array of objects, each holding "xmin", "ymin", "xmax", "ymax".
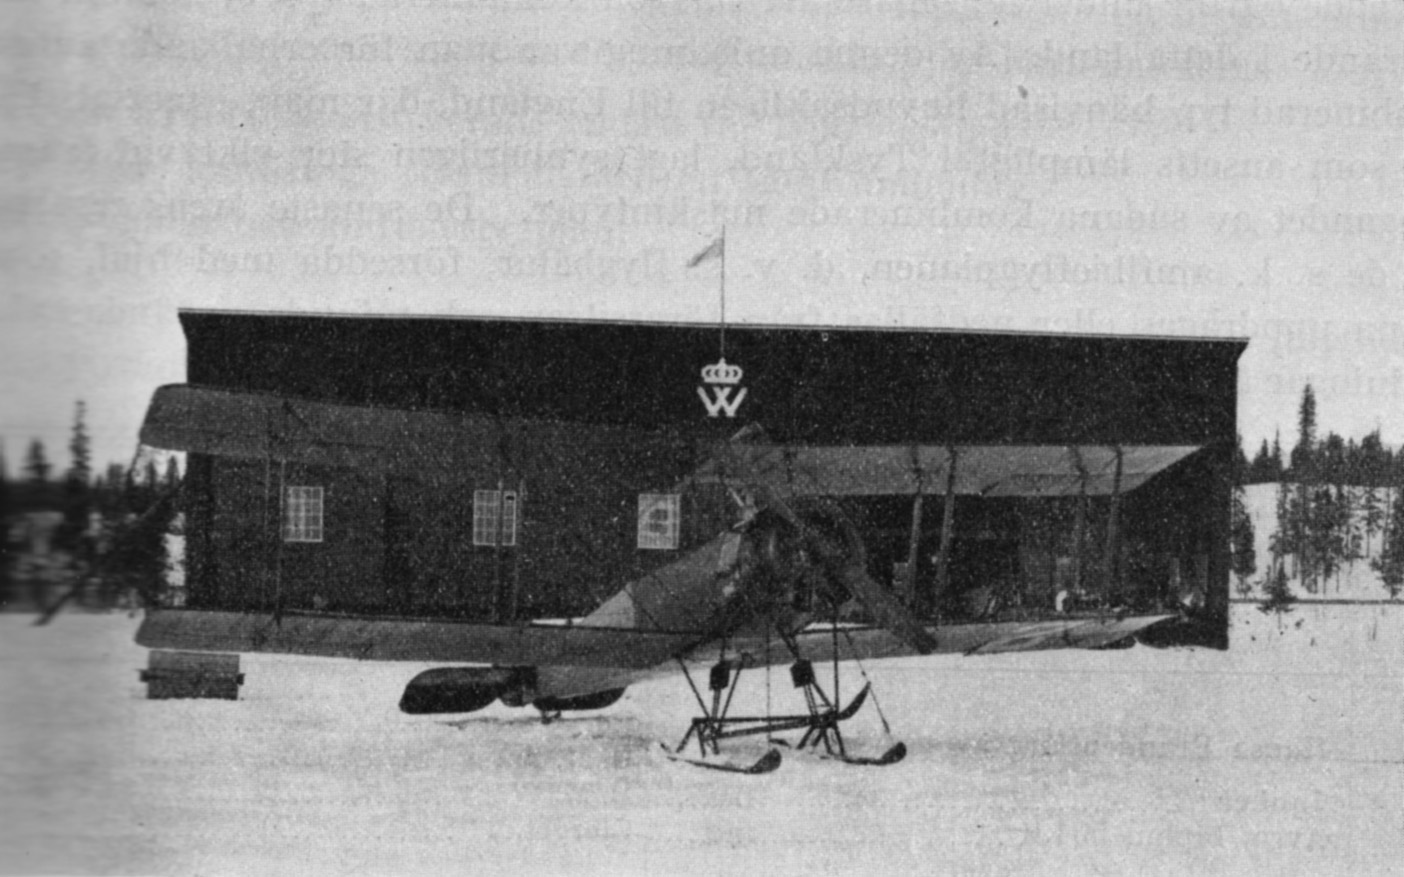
[{"xmin": 2, "ymin": 607, "xmax": 1402, "ymax": 876}]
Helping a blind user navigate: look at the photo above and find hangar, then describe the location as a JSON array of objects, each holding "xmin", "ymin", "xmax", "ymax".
[{"xmin": 141, "ymin": 310, "xmax": 1246, "ymax": 647}]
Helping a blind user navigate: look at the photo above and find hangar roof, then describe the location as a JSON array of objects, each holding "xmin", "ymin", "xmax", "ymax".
[{"xmin": 177, "ymin": 308, "xmax": 1250, "ymax": 345}]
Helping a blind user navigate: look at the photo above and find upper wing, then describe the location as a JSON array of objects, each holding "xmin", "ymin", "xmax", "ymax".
[
  {"xmin": 693, "ymin": 443, "xmax": 1202, "ymax": 498},
  {"xmin": 136, "ymin": 609, "xmax": 710, "ymax": 669},
  {"xmin": 140, "ymin": 383, "xmax": 507, "ymax": 469},
  {"xmin": 696, "ymin": 615, "xmax": 1175, "ymax": 668}
]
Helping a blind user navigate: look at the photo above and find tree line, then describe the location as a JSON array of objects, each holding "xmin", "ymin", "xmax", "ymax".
[
  {"xmin": 2, "ymin": 401, "xmax": 180, "ymax": 607},
  {"xmin": 1231, "ymin": 384, "xmax": 1404, "ymax": 606}
]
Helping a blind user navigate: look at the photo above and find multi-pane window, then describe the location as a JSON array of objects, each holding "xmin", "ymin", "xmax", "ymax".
[
  {"xmin": 283, "ymin": 486, "xmax": 324, "ymax": 543},
  {"xmin": 637, "ymin": 493, "xmax": 680, "ymax": 550},
  {"xmin": 473, "ymin": 490, "xmax": 518, "ymax": 547}
]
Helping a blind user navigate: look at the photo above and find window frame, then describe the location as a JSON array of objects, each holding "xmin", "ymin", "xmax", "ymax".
[
  {"xmin": 637, "ymin": 493, "xmax": 681, "ymax": 550},
  {"xmin": 473, "ymin": 489, "xmax": 519, "ymax": 547},
  {"xmin": 282, "ymin": 485, "xmax": 324, "ymax": 543}
]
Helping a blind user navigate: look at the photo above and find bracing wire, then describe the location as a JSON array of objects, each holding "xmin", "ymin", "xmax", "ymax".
[{"xmin": 840, "ymin": 626, "xmax": 893, "ymax": 738}]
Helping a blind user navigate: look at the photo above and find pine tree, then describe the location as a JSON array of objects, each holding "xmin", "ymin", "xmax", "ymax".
[
  {"xmin": 62, "ymin": 401, "xmax": 94, "ymax": 549},
  {"xmin": 1320, "ymin": 434, "xmax": 1355, "ymax": 591},
  {"xmin": 1259, "ymin": 563, "xmax": 1296, "ymax": 617},
  {"xmin": 1289, "ymin": 385, "xmax": 1318, "ymax": 590},
  {"xmin": 1360, "ymin": 431, "xmax": 1385, "ymax": 556},
  {"xmin": 1248, "ymin": 439, "xmax": 1274, "ymax": 484},
  {"xmin": 1372, "ymin": 484, "xmax": 1404, "ymax": 599},
  {"xmin": 1305, "ymin": 486, "xmax": 1335, "ymax": 590},
  {"xmin": 1318, "ymin": 432, "xmax": 1345, "ymax": 485},
  {"xmin": 67, "ymin": 401, "xmax": 91, "ymax": 486},
  {"xmin": 1269, "ymin": 431, "xmax": 1285, "ymax": 481},
  {"xmin": 1343, "ymin": 487, "xmax": 1363, "ymax": 574},
  {"xmin": 1291, "ymin": 384, "xmax": 1317, "ymax": 479},
  {"xmin": 1270, "ymin": 480, "xmax": 1292, "ymax": 579},
  {"xmin": 1343, "ymin": 437, "xmax": 1362, "ymax": 487},
  {"xmin": 1230, "ymin": 485, "xmax": 1256, "ymax": 597},
  {"xmin": 1286, "ymin": 482, "xmax": 1313, "ymax": 591},
  {"xmin": 24, "ymin": 439, "xmax": 51, "ymax": 485},
  {"xmin": 1383, "ymin": 447, "xmax": 1398, "ymax": 564}
]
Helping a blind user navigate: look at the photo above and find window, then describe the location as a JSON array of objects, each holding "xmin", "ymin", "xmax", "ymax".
[
  {"xmin": 473, "ymin": 489, "xmax": 518, "ymax": 547},
  {"xmin": 637, "ymin": 493, "xmax": 680, "ymax": 550},
  {"xmin": 283, "ymin": 486, "xmax": 324, "ymax": 543}
]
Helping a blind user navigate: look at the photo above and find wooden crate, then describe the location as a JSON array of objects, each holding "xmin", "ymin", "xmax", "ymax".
[{"xmin": 140, "ymin": 650, "xmax": 244, "ymax": 700}]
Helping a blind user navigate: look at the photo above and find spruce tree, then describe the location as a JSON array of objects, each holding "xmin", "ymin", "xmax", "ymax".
[
  {"xmin": 1230, "ymin": 485, "xmax": 1256, "ymax": 597},
  {"xmin": 24, "ymin": 439, "xmax": 51, "ymax": 485},
  {"xmin": 1289, "ymin": 385, "xmax": 1318, "ymax": 590},
  {"xmin": 63, "ymin": 401, "xmax": 93, "ymax": 549},
  {"xmin": 1372, "ymin": 485, "xmax": 1404, "ymax": 599},
  {"xmin": 1305, "ymin": 487, "xmax": 1333, "ymax": 590},
  {"xmin": 1249, "ymin": 439, "xmax": 1273, "ymax": 484},
  {"xmin": 1270, "ymin": 480, "xmax": 1292, "ymax": 579},
  {"xmin": 1259, "ymin": 563, "xmax": 1296, "ymax": 618},
  {"xmin": 1269, "ymin": 432, "xmax": 1285, "ymax": 481},
  {"xmin": 1383, "ymin": 447, "xmax": 1398, "ymax": 562},
  {"xmin": 1360, "ymin": 431, "xmax": 1385, "ymax": 556},
  {"xmin": 1290, "ymin": 384, "xmax": 1317, "ymax": 478},
  {"xmin": 67, "ymin": 401, "xmax": 91, "ymax": 486}
]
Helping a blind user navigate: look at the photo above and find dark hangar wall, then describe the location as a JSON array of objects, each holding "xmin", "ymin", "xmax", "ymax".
[{"xmin": 180, "ymin": 311, "xmax": 1243, "ymax": 447}]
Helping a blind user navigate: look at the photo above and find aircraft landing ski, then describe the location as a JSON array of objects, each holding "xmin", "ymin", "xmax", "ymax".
[
  {"xmin": 769, "ymin": 736, "xmax": 906, "ymax": 767},
  {"xmin": 659, "ymin": 743, "xmax": 783, "ymax": 775},
  {"xmin": 820, "ymin": 740, "xmax": 907, "ymax": 766}
]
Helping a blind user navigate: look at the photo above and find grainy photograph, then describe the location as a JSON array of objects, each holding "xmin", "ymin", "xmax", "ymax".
[{"xmin": 2, "ymin": 2, "xmax": 1402, "ymax": 875}]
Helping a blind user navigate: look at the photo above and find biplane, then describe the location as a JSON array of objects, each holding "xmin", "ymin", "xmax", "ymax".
[{"xmin": 134, "ymin": 381, "xmax": 1204, "ymax": 772}]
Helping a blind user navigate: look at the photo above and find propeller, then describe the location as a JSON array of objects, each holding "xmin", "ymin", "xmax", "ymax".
[{"xmin": 717, "ymin": 438, "xmax": 937, "ymax": 655}]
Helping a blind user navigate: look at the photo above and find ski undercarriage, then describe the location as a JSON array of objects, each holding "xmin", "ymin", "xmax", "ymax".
[{"xmin": 664, "ymin": 630, "xmax": 906, "ymax": 773}]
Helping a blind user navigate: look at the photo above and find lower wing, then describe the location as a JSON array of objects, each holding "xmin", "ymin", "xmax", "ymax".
[
  {"xmin": 138, "ymin": 608, "xmax": 1173, "ymax": 671},
  {"xmin": 690, "ymin": 614, "xmax": 1176, "ymax": 669}
]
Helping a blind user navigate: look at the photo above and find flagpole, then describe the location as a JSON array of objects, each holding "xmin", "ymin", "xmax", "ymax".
[{"xmin": 719, "ymin": 225, "xmax": 726, "ymax": 358}]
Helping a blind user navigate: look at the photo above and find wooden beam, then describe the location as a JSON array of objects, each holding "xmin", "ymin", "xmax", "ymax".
[
  {"xmin": 932, "ymin": 447, "xmax": 958, "ymax": 615},
  {"xmin": 1069, "ymin": 447, "xmax": 1088, "ymax": 594},
  {"xmin": 1105, "ymin": 446, "xmax": 1124, "ymax": 597},
  {"xmin": 902, "ymin": 447, "xmax": 925, "ymax": 609}
]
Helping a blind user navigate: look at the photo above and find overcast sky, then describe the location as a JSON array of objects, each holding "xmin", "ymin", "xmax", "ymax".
[{"xmin": 4, "ymin": 1, "xmax": 1402, "ymax": 470}]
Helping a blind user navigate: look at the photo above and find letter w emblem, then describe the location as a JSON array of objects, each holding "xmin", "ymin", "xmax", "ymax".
[{"xmin": 697, "ymin": 385, "xmax": 748, "ymax": 418}]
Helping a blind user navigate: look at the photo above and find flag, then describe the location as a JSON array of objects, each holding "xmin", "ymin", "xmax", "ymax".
[{"xmin": 686, "ymin": 236, "xmax": 724, "ymax": 268}]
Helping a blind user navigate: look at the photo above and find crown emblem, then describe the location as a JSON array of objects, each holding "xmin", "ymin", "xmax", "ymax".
[{"xmin": 700, "ymin": 358, "xmax": 743, "ymax": 385}]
